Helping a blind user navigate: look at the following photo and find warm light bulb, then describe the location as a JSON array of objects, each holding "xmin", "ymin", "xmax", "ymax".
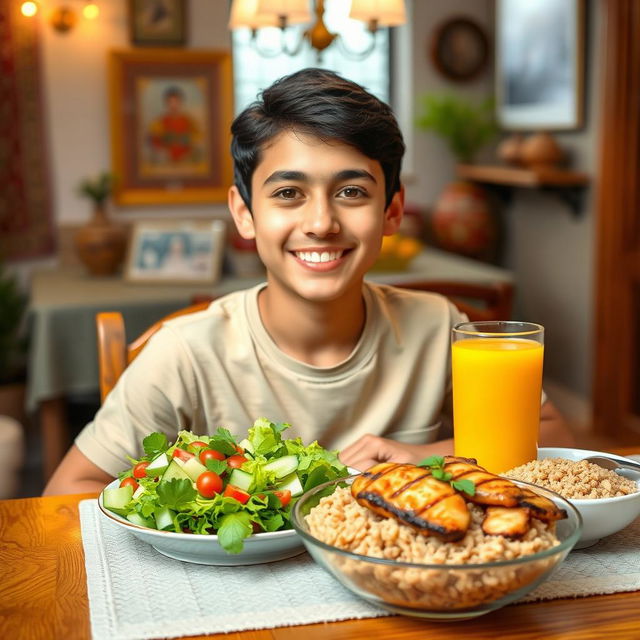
[
  {"xmin": 83, "ymin": 2, "xmax": 99, "ymax": 20},
  {"xmin": 21, "ymin": 1, "xmax": 39, "ymax": 17}
]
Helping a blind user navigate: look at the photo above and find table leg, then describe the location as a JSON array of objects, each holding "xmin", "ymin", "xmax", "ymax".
[{"xmin": 40, "ymin": 397, "xmax": 70, "ymax": 482}]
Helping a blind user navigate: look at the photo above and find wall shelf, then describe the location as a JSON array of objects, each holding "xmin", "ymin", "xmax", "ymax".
[{"xmin": 456, "ymin": 164, "xmax": 591, "ymax": 216}]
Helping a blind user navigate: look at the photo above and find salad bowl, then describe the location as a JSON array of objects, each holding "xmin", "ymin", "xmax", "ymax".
[{"xmin": 98, "ymin": 479, "xmax": 305, "ymax": 565}]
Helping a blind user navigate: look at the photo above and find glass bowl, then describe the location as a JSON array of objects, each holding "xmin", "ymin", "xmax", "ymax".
[{"xmin": 291, "ymin": 476, "xmax": 582, "ymax": 620}]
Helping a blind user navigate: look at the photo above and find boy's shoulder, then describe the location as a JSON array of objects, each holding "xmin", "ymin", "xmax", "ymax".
[{"xmin": 366, "ymin": 281, "xmax": 457, "ymax": 313}]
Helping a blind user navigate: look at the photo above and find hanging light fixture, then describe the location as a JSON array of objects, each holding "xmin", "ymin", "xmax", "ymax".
[{"xmin": 228, "ymin": 0, "xmax": 406, "ymax": 61}]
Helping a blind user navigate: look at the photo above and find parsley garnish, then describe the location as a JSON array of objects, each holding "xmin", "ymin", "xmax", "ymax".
[
  {"xmin": 417, "ymin": 455, "xmax": 476, "ymax": 496},
  {"xmin": 143, "ymin": 432, "xmax": 169, "ymax": 457}
]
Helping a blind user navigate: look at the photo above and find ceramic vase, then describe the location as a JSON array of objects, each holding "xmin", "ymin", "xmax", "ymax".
[{"xmin": 74, "ymin": 204, "xmax": 127, "ymax": 276}]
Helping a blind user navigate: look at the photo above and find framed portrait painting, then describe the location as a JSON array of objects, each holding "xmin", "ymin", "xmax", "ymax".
[
  {"xmin": 125, "ymin": 219, "xmax": 226, "ymax": 284},
  {"xmin": 128, "ymin": 0, "xmax": 187, "ymax": 46},
  {"xmin": 109, "ymin": 48, "xmax": 233, "ymax": 205},
  {"xmin": 495, "ymin": 0, "xmax": 585, "ymax": 130}
]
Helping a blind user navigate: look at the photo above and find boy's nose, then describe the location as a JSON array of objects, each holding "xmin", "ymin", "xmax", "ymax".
[{"xmin": 300, "ymin": 199, "xmax": 340, "ymax": 236}]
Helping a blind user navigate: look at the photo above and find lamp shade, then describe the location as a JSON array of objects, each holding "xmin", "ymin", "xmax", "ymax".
[
  {"xmin": 349, "ymin": 0, "xmax": 406, "ymax": 27},
  {"xmin": 256, "ymin": 0, "xmax": 312, "ymax": 26},
  {"xmin": 229, "ymin": 0, "xmax": 280, "ymax": 29}
]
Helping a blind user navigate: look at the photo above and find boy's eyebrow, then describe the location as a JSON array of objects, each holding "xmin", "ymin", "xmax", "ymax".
[{"xmin": 263, "ymin": 169, "xmax": 377, "ymax": 185}]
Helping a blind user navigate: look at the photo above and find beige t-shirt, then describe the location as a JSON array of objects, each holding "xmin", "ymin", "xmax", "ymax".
[{"xmin": 76, "ymin": 282, "xmax": 466, "ymax": 476}]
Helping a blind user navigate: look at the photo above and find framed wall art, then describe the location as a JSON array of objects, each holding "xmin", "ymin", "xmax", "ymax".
[
  {"xmin": 495, "ymin": 0, "xmax": 585, "ymax": 130},
  {"xmin": 128, "ymin": 0, "xmax": 187, "ymax": 46},
  {"xmin": 109, "ymin": 48, "xmax": 233, "ymax": 206},
  {"xmin": 430, "ymin": 16, "xmax": 490, "ymax": 82},
  {"xmin": 125, "ymin": 219, "xmax": 226, "ymax": 284}
]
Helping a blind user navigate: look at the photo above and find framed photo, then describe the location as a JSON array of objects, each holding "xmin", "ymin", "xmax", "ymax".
[
  {"xmin": 109, "ymin": 48, "xmax": 233, "ymax": 206},
  {"xmin": 128, "ymin": 0, "xmax": 187, "ymax": 46},
  {"xmin": 430, "ymin": 17, "xmax": 489, "ymax": 82},
  {"xmin": 125, "ymin": 219, "xmax": 226, "ymax": 284},
  {"xmin": 495, "ymin": 0, "xmax": 585, "ymax": 130}
]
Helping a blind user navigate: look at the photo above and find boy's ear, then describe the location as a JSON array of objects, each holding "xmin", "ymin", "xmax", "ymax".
[
  {"xmin": 382, "ymin": 184, "xmax": 405, "ymax": 236},
  {"xmin": 228, "ymin": 185, "xmax": 256, "ymax": 239}
]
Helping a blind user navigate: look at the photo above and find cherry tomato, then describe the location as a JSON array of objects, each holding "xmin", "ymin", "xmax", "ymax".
[
  {"xmin": 273, "ymin": 489, "xmax": 292, "ymax": 507},
  {"xmin": 226, "ymin": 455, "xmax": 248, "ymax": 469},
  {"xmin": 120, "ymin": 477, "xmax": 139, "ymax": 491},
  {"xmin": 172, "ymin": 448, "xmax": 194, "ymax": 462},
  {"xmin": 234, "ymin": 444, "xmax": 245, "ymax": 454},
  {"xmin": 132, "ymin": 461, "xmax": 150, "ymax": 478},
  {"xmin": 196, "ymin": 471, "xmax": 223, "ymax": 498},
  {"xmin": 189, "ymin": 440, "xmax": 208, "ymax": 453},
  {"xmin": 199, "ymin": 448, "xmax": 225, "ymax": 465},
  {"xmin": 223, "ymin": 484, "xmax": 250, "ymax": 504}
]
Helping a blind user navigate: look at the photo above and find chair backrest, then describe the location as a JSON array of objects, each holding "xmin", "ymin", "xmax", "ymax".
[
  {"xmin": 390, "ymin": 280, "xmax": 514, "ymax": 322},
  {"xmin": 96, "ymin": 302, "xmax": 211, "ymax": 403}
]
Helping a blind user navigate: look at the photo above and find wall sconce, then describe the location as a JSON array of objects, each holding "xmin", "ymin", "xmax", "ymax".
[
  {"xmin": 20, "ymin": 1, "xmax": 100, "ymax": 33},
  {"xmin": 229, "ymin": 0, "xmax": 406, "ymax": 61}
]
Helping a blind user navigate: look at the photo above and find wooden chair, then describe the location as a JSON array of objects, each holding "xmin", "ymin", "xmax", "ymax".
[
  {"xmin": 390, "ymin": 280, "xmax": 514, "ymax": 323},
  {"xmin": 96, "ymin": 302, "xmax": 212, "ymax": 403},
  {"xmin": 96, "ymin": 281, "xmax": 513, "ymax": 403}
]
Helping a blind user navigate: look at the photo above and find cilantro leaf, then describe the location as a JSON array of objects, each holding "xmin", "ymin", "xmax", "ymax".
[
  {"xmin": 417, "ymin": 455, "xmax": 445, "ymax": 468},
  {"xmin": 156, "ymin": 478, "xmax": 196, "ymax": 510},
  {"xmin": 204, "ymin": 459, "xmax": 227, "ymax": 475},
  {"xmin": 143, "ymin": 432, "xmax": 168, "ymax": 457},
  {"xmin": 452, "ymin": 478, "xmax": 476, "ymax": 496},
  {"xmin": 217, "ymin": 512, "xmax": 253, "ymax": 554},
  {"xmin": 431, "ymin": 468, "xmax": 452, "ymax": 482}
]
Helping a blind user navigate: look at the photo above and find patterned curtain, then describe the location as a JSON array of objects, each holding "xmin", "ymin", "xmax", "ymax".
[{"xmin": 0, "ymin": 3, "xmax": 55, "ymax": 261}]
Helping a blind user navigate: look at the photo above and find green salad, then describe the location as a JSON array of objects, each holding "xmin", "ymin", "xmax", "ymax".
[{"xmin": 102, "ymin": 418, "xmax": 347, "ymax": 553}]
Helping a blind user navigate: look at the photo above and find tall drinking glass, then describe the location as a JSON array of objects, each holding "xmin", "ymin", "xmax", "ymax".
[{"xmin": 452, "ymin": 321, "xmax": 544, "ymax": 474}]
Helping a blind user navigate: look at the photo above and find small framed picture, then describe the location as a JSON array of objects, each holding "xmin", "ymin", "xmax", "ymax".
[
  {"xmin": 125, "ymin": 219, "xmax": 226, "ymax": 284},
  {"xmin": 128, "ymin": 0, "xmax": 187, "ymax": 47}
]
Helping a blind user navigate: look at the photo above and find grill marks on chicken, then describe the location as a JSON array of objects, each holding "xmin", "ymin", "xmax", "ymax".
[
  {"xmin": 351, "ymin": 463, "xmax": 470, "ymax": 541},
  {"xmin": 351, "ymin": 457, "xmax": 567, "ymax": 542}
]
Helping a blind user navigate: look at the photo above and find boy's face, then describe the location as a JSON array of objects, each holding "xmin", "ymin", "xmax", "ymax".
[{"xmin": 229, "ymin": 131, "xmax": 403, "ymax": 303}]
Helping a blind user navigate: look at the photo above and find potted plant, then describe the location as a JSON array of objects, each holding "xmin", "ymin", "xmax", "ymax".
[
  {"xmin": 0, "ymin": 260, "xmax": 28, "ymax": 423},
  {"xmin": 416, "ymin": 93, "xmax": 499, "ymax": 262},
  {"xmin": 74, "ymin": 171, "xmax": 127, "ymax": 276}
]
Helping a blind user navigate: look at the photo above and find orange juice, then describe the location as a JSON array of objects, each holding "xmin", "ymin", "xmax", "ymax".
[{"xmin": 452, "ymin": 337, "xmax": 543, "ymax": 473}]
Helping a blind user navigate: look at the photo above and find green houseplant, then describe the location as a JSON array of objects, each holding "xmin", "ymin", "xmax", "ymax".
[{"xmin": 416, "ymin": 93, "xmax": 498, "ymax": 162}]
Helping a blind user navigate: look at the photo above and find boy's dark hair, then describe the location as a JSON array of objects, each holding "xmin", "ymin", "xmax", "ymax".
[{"xmin": 231, "ymin": 68, "xmax": 405, "ymax": 210}]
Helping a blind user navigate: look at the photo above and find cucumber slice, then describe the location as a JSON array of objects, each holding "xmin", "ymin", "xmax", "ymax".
[
  {"xmin": 154, "ymin": 507, "xmax": 176, "ymax": 531},
  {"xmin": 126, "ymin": 512, "xmax": 155, "ymax": 528},
  {"xmin": 229, "ymin": 468, "xmax": 253, "ymax": 492},
  {"xmin": 263, "ymin": 455, "xmax": 298, "ymax": 478},
  {"xmin": 182, "ymin": 456, "xmax": 208, "ymax": 482},
  {"xmin": 160, "ymin": 460, "xmax": 191, "ymax": 484},
  {"xmin": 145, "ymin": 452, "xmax": 169, "ymax": 477},
  {"xmin": 237, "ymin": 438, "xmax": 255, "ymax": 455},
  {"xmin": 132, "ymin": 484, "xmax": 145, "ymax": 500},
  {"xmin": 102, "ymin": 486, "xmax": 134, "ymax": 515},
  {"xmin": 275, "ymin": 472, "xmax": 304, "ymax": 496}
]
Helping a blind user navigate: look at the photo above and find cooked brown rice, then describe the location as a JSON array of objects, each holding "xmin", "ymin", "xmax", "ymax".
[
  {"xmin": 504, "ymin": 458, "xmax": 639, "ymax": 499},
  {"xmin": 304, "ymin": 487, "xmax": 561, "ymax": 610}
]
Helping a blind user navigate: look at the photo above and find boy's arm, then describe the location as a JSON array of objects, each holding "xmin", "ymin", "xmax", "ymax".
[
  {"xmin": 43, "ymin": 444, "xmax": 115, "ymax": 496},
  {"xmin": 339, "ymin": 400, "xmax": 574, "ymax": 471}
]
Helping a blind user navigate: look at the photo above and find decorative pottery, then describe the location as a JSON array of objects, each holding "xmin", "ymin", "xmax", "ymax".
[
  {"xmin": 74, "ymin": 205, "xmax": 127, "ymax": 276},
  {"xmin": 520, "ymin": 132, "xmax": 565, "ymax": 170},
  {"xmin": 430, "ymin": 181, "xmax": 497, "ymax": 260},
  {"xmin": 497, "ymin": 133, "xmax": 525, "ymax": 166}
]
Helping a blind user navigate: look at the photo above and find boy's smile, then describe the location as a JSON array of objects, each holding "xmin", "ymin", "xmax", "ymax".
[{"xmin": 229, "ymin": 130, "xmax": 403, "ymax": 306}]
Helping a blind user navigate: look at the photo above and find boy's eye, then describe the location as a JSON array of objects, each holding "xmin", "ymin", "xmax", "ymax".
[
  {"xmin": 338, "ymin": 186, "xmax": 366, "ymax": 199},
  {"xmin": 273, "ymin": 188, "xmax": 300, "ymax": 200}
]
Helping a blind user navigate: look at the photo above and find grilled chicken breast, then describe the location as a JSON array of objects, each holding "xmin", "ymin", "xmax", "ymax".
[
  {"xmin": 351, "ymin": 462, "xmax": 470, "ymax": 541},
  {"xmin": 352, "ymin": 457, "xmax": 567, "ymax": 541}
]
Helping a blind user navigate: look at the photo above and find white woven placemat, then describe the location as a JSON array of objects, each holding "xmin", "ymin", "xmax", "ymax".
[{"xmin": 80, "ymin": 499, "xmax": 640, "ymax": 640}]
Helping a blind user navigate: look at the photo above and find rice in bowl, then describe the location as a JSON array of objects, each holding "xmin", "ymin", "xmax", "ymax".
[{"xmin": 303, "ymin": 485, "xmax": 565, "ymax": 611}]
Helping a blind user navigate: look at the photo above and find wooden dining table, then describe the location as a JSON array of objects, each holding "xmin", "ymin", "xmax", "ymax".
[{"xmin": 2, "ymin": 447, "xmax": 640, "ymax": 640}]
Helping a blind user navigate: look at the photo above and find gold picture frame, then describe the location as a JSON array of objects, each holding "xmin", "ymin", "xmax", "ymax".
[
  {"xmin": 125, "ymin": 219, "xmax": 226, "ymax": 284},
  {"xmin": 109, "ymin": 48, "xmax": 233, "ymax": 206}
]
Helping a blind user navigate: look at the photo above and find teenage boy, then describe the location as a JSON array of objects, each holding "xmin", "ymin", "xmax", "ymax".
[{"xmin": 44, "ymin": 69, "xmax": 572, "ymax": 495}]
